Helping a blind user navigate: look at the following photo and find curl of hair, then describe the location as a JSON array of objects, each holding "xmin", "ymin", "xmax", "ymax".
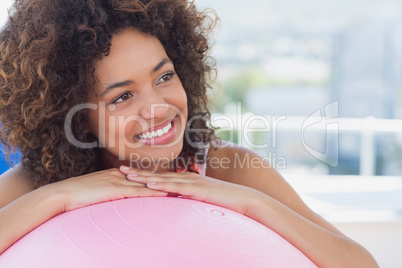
[{"xmin": 0, "ymin": 0, "xmax": 218, "ymax": 187}]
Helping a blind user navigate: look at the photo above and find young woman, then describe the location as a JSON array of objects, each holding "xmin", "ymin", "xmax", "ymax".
[{"xmin": 0, "ymin": 0, "xmax": 378, "ymax": 267}]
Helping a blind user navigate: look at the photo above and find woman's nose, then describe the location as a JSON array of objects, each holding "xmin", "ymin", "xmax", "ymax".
[{"xmin": 139, "ymin": 89, "xmax": 168, "ymax": 119}]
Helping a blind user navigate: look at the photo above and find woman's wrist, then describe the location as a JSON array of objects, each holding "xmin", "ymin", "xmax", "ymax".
[
  {"xmin": 0, "ymin": 183, "xmax": 68, "ymax": 254},
  {"xmin": 241, "ymin": 189, "xmax": 275, "ymax": 221},
  {"xmin": 38, "ymin": 182, "xmax": 69, "ymax": 215}
]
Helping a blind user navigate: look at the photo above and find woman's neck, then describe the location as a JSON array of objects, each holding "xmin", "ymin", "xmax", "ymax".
[{"xmin": 99, "ymin": 151, "xmax": 176, "ymax": 172}]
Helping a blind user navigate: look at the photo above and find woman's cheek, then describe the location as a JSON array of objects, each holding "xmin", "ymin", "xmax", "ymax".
[{"xmin": 173, "ymin": 86, "xmax": 187, "ymax": 116}]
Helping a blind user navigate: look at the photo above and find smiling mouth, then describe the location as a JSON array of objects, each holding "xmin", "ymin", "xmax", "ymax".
[
  {"xmin": 136, "ymin": 121, "xmax": 172, "ymax": 140},
  {"xmin": 134, "ymin": 117, "xmax": 176, "ymax": 141}
]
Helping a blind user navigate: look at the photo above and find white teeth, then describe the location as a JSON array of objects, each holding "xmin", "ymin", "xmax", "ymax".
[{"xmin": 138, "ymin": 122, "xmax": 172, "ymax": 140}]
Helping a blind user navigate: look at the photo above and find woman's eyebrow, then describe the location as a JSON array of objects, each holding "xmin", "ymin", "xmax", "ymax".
[
  {"xmin": 152, "ymin": 58, "xmax": 173, "ymax": 74},
  {"xmin": 101, "ymin": 80, "xmax": 134, "ymax": 96},
  {"xmin": 101, "ymin": 58, "xmax": 173, "ymax": 97}
]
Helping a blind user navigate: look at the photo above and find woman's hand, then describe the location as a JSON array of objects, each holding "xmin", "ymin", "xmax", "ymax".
[
  {"xmin": 119, "ymin": 166, "xmax": 264, "ymax": 216},
  {"xmin": 47, "ymin": 168, "xmax": 168, "ymax": 212}
]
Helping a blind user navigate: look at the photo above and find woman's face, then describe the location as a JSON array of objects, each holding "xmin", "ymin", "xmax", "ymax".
[{"xmin": 88, "ymin": 28, "xmax": 188, "ymax": 170}]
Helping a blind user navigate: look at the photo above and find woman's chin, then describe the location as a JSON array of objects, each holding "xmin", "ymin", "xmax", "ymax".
[{"xmin": 122, "ymin": 143, "xmax": 184, "ymax": 169}]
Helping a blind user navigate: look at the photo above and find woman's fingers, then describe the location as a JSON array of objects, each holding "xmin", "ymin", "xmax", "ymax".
[
  {"xmin": 60, "ymin": 168, "xmax": 170, "ymax": 211},
  {"xmin": 126, "ymin": 172, "xmax": 193, "ymax": 184},
  {"xmin": 144, "ymin": 180, "xmax": 193, "ymax": 194},
  {"xmin": 120, "ymin": 165, "xmax": 181, "ymax": 178},
  {"xmin": 120, "ymin": 179, "xmax": 146, "ymax": 187},
  {"xmin": 120, "ymin": 166, "xmax": 259, "ymax": 215},
  {"xmin": 125, "ymin": 185, "xmax": 168, "ymax": 197},
  {"xmin": 119, "ymin": 166, "xmax": 212, "ymax": 199}
]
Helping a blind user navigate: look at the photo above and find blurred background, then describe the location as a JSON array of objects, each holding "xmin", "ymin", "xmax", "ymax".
[
  {"xmin": 196, "ymin": 1, "xmax": 402, "ymax": 267},
  {"xmin": 1, "ymin": 0, "xmax": 402, "ymax": 267},
  {"xmin": 198, "ymin": 0, "xmax": 402, "ymax": 177}
]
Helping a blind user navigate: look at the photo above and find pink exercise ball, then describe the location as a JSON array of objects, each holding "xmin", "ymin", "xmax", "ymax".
[{"xmin": 0, "ymin": 197, "xmax": 317, "ymax": 268}]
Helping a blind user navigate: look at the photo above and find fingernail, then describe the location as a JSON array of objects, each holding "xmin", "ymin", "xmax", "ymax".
[
  {"xmin": 127, "ymin": 174, "xmax": 138, "ymax": 179},
  {"xmin": 120, "ymin": 165, "xmax": 131, "ymax": 171}
]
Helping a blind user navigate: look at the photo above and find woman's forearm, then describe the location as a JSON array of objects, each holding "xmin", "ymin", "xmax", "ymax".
[
  {"xmin": 0, "ymin": 184, "xmax": 65, "ymax": 255},
  {"xmin": 0, "ymin": 168, "xmax": 168, "ymax": 255},
  {"xmin": 246, "ymin": 194, "xmax": 379, "ymax": 268}
]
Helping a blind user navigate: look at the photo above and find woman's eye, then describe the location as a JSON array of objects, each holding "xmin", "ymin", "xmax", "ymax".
[
  {"xmin": 111, "ymin": 92, "xmax": 133, "ymax": 104},
  {"xmin": 157, "ymin": 72, "xmax": 176, "ymax": 84}
]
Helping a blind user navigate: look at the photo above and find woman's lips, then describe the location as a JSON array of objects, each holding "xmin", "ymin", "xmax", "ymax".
[{"xmin": 134, "ymin": 117, "xmax": 177, "ymax": 145}]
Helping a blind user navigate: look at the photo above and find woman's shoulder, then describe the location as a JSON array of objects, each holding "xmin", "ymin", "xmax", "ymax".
[
  {"xmin": 205, "ymin": 141, "xmax": 266, "ymax": 181},
  {"xmin": 0, "ymin": 164, "xmax": 35, "ymax": 208},
  {"xmin": 206, "ymin": 141, "xmax": 261, "ymax": 168},
  {"xmin": 205, "ymin": 140, "xmax": 287, "ymax": 189}
]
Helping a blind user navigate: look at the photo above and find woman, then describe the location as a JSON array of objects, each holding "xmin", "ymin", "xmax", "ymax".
[{"xmin": 0, "ymin": 0, "xmax": 378, "ymax": 267}]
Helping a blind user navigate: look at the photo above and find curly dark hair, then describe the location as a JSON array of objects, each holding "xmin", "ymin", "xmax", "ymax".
[{"xmin": 0, "ymin": 0, "xmax": 218, "ymax": 188}]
